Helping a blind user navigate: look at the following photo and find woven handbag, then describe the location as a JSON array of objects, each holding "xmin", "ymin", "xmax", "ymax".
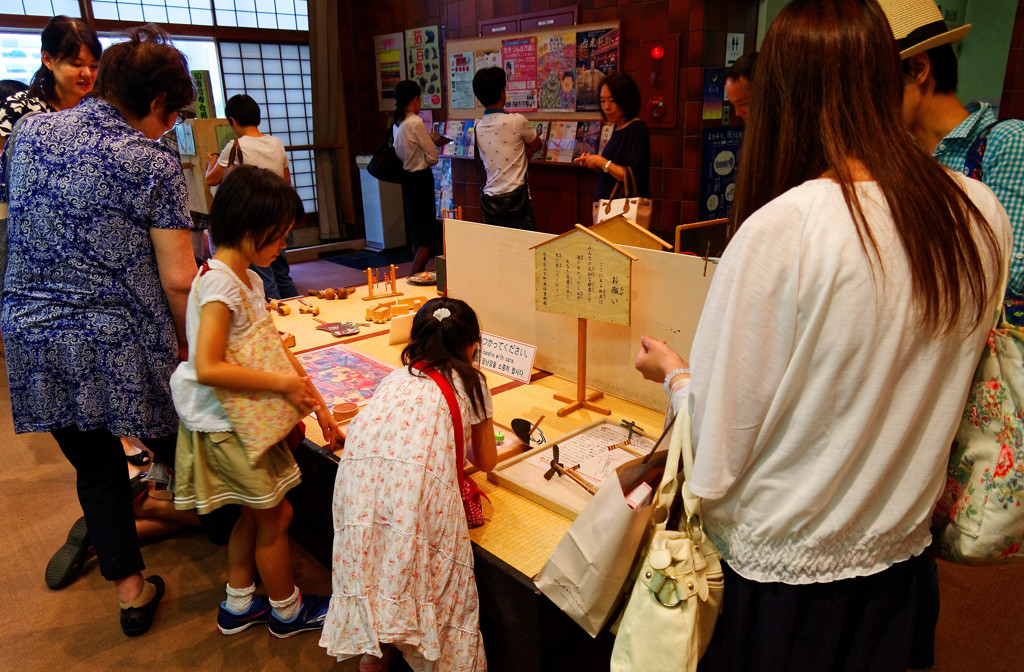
[
  {"xmin": 200, "ymin": 264, "xmax": 301, "ymax": 466},
  {"xmin": 610, "ymin": 407, "xmax": 724, "ymax": 672}
]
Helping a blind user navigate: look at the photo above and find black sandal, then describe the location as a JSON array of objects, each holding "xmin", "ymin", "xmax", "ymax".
[{"xmin": 126, "ymin": 450, "xmax": 151, "ymax": 467}]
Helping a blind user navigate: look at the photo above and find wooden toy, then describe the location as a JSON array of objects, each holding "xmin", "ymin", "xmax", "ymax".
[
  {"xmin": 332, "ymin": 402, "xmax": 359, "ymax": 422},
  {"xmin": 366, "ymin": 304, "xmax": 392, "ymax": 323},
  {"xmin": 275, "ymin": 303, "xmax": 291, "ymax": 316},
  {"xmin": 279, "ymin": 331, "xmax": 296, "ymax": 348},
  {"xmin": 363, "ymin": 264, "xmax": 403, "ymax": 301},
  {"xmin": 299, "ymin": 304, "xmax": 320, "ymax": 316},
  {"xmin": 364, "ymin": 296, "xmax": 429, "ymax": 323}
]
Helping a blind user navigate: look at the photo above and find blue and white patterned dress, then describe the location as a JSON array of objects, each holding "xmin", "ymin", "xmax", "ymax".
[{"xmin": 1, "ymin": 98, "xmax": 192, "ymax": 438}]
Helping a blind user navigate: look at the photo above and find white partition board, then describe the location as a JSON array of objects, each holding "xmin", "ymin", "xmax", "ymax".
[{"xmin": 444, "ymin": 219, "xmax": 716, "ymax": 410}]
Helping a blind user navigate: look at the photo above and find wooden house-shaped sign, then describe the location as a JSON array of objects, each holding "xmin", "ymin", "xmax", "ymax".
[
  {"xmin": 531, "ymin": 224, "xmax": 637, "ymax": 326},
  {"xmin": 589, "ymin": 214, "xmax": 671, "ymax": 252}
]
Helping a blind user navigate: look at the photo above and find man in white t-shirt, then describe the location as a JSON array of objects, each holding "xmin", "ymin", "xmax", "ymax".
[
  {"xmin": 205, "ymin": 94, "xmax": 297, "ymax": 299},
  {"xmin": 473, "ymin": 67, "xmax": 543, "ymax": 230}
]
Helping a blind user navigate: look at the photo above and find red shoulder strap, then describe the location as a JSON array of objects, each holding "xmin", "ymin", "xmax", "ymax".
[{"xmin": 411, "ymin": 362, "xmax": 465, "ymax": 486}]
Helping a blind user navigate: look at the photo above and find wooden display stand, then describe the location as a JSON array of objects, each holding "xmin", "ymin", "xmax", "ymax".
[
  {"xmin": 531, "ymin": 225, "xmax": 636, "ymax": 417},
  {"xmin": 444, "ymin": 219, "xmax": 715, "ymax": 411},
  {"xmin": 177, "ymin": 118, "xmax": 232, "ymax": 215}
]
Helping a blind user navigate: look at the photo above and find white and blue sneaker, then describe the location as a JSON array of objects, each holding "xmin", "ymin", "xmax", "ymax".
[
  {"xmin": 217, "ymin": 595, "xmax": 271, "ymax": 635},
  {"xmin": 268, "ymin": 594, "xmax": 330, "ymax": 638}
]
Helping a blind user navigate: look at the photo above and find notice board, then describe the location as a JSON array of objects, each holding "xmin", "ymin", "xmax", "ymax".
[{"xmin": 444, "ymin": 21, "xmax": 620, "ymax": 122}]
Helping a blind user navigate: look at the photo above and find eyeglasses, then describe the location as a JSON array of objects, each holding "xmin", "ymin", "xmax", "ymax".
[{"xmin": 174, "ymin": 109, "xmax": 197, "ymax": 126}]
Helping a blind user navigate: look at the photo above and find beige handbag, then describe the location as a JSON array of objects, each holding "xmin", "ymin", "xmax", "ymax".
[
  {"xmin": 592, "ymin": 166, "xmax": 652, "ymax": 229},
  {"xmin": 609, "ymin": 406, "xmax": 724, "ymax": 672},
  {"xmin": 200, "ymin": 265, "xmax": 301, "ymax": 465}
]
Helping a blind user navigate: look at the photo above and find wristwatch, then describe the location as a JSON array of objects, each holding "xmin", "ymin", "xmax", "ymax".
[{"xmin": 602, "ymin": 160, "xmax": 612, "ymax": 173}]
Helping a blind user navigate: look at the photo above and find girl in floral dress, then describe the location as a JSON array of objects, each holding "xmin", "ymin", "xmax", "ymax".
[{"xmin": 321, "ymin": 297, "xmax": 498, "ymax": 672}]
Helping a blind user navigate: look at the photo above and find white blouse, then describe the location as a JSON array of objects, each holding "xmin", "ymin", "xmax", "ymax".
[
  {"xmin": 677, "ymin": 175, "xmax": 1009, "ymax": 584},
  {"xmin": 393, "ymin": 113, "xmax": 438, "ymax": 172}
]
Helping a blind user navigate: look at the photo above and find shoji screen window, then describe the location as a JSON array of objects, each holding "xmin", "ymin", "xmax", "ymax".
[
  {"xmin": 213, "ymin": 0, "xmax": 308, "ymax": 31},
  {"xmin": 220, "ymin": 41, "xmax": 316, "ymax": 213},
  {"xmin": 0, "ymin": 1, "xmax": 81, "ymax": 16},
  {"xmin": 90, "ymin": 1, "xmax": 215, "ymax": 24}
]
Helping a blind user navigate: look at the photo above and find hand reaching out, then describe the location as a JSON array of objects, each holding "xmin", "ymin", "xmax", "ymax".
[
  {"xmin": 635, "ymin": 335, "xmax": 689, "ymax": 383},
  {"xmin": 311, "ymin": 393, "xmax": 345, "ymax": 449}
]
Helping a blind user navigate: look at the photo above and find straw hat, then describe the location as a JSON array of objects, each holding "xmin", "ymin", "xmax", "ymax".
[{"xmin": 877, "ymin": 0, "xmax": 972, "ymax": 59}]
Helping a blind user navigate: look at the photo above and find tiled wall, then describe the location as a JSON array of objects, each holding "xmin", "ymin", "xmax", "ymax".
[
  {"xmin": 340, "ymin": 0, "xmax": 760, "ymax": 244},
  {"xmin": 1002, "ymin": 1, "xmax": 1024, "ymax": 119}
]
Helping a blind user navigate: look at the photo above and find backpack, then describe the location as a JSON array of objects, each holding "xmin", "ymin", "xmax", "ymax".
[{"xmin": 367, "ymin": 123, "xmax": 405, "ymax": 184}]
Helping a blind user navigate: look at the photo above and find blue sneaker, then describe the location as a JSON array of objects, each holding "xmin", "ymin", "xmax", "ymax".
[
  {"xmin": 268, "ymin": 594, "xmax": 330, "ymax": 638},
  {"xmin": 217, "ymin": 595, "xmax": 271, "ymax": 635}
]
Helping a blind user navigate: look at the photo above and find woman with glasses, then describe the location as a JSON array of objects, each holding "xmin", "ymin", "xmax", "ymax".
[{"xmin": 2, "ymin": 24, "xmax": 199, "ymax": 637}]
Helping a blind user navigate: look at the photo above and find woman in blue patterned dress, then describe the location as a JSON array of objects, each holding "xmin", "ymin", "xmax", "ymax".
[{"xmin": 1, "ymin": 25, "xmax": 197, "ymax": 638}]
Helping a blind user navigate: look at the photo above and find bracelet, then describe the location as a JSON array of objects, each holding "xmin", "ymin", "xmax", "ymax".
[
  {"xmin": 602, "ymin": 159, "xmax": 612, "ymax": 173},
  {"xmin": 663, "ymin": 367, "xmax": 691, "ymax": 395}
]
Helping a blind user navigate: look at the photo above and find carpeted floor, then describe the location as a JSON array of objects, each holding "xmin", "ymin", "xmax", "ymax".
[
  {"xmin": 289, "ymin": 252, "xmax": 434, "ymax": 297},
  {"xmin": 323, "ymin": 246, "xmax": 414, "ymax": 270}
]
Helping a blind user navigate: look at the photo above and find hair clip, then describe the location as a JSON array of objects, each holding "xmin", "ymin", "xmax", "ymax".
[{"xmin": 433, "ymin": 307, "xmax": 451, "ymax": 322}]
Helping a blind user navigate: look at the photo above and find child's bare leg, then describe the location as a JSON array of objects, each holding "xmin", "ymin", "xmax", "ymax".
[
  {"xmin": 249, "ymin": 500, "xmax": 295, "ymax": 601},
  {"xmin": 227, "ymin": 507, "xmax": 258, "ymax": 590}
]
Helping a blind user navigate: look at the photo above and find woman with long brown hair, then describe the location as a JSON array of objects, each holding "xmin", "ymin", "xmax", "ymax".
[{"xmin": 634, "ymin": 1, "xmax": 1008, "ymax": 669}]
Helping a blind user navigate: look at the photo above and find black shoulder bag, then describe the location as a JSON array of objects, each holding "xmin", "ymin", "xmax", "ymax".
[{"xmin": 367, "ymin": 123, "xmax": 405, "ymax": 184}]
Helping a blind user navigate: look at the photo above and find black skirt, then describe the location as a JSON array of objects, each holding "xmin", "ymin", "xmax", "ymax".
[
  {"xmin": 697, "ymin": 557, "xmax": 925, "ymax": 672},
  {"xmin": 400, "ymin": 167, "xmax": 441, "ymax": 249}
]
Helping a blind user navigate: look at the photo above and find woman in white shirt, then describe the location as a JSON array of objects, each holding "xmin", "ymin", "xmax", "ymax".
[
  {"xmin": 393, "ymin": 80, "xmax": 443, "ymax": 278},
  {"xmin": 634, "ymin": 1, "xmax": 1008, "ymax": 670}
]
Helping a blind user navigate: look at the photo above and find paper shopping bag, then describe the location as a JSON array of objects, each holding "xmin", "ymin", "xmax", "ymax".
[{"xmin": 534, "ymin": 452, "xmax": 666, "ymax": 636}]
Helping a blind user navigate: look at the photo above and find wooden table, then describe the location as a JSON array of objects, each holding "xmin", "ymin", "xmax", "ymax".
[{"xmin": 275, "ymin": 278, "xmax": 665, "ymax": 671}]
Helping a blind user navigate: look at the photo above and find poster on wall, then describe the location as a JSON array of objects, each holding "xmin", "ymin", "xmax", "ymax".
[
  {"xmin": 537, "ymin": 32, "xmax": 576, "ymax": 112},
  {"xmin": 449, "ymin": 50, "xmax": 475, "ymax": 109},
  {"xmin": 575, "ymin": 28, "xmax": 619, "ymax": 112},
  {"xmin": 374, "ymin": 32, "xmax": 406, "ymax": 111},
  {"xmin": 702, "ymin": 67, "xmax": 724, "ymax": 121},
  {"xmin": 700, "ymin": 127, "xmax": 744, "ymax": 221},
  {"xmin": 502, "ymin": 36, "xmax": 538, "ymax": 112},
  {"xmin": 474, "ymin": 46, "xmax": 501, "ymax": 72},
  {"xmin": 405, "ymin": 25, "xmax": 442, "ymax": 109}
]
